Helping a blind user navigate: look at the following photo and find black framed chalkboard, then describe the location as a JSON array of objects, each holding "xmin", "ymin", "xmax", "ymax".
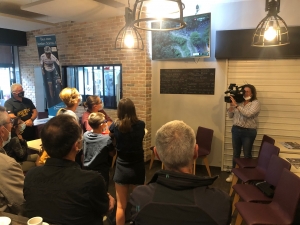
[{"xmin": 160, "ymin": 68, "xmax": 215, "ymax": 94}]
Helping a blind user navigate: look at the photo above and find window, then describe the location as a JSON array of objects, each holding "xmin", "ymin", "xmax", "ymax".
[
  {"xmin": 62, "ymin": 65, "xmax": 122, "ymax": 109},
  {"xmin": 0, "ymin": 46, "xmax": 20, "ymax": 106}
]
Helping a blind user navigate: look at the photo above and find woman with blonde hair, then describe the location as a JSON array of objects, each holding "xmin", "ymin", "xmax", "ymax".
[
  {"xmin": 57, "ymin": 87, "xmax": 81, "ymax": 122},
  {"xmin": 109, "ymin": 98, "xmax": 145, "ymax": 225}
]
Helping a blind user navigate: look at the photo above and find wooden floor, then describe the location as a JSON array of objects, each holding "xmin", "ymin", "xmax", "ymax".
[{"xmin": 104, "ymin": 160, "xmax": 238, "ymax": 225}]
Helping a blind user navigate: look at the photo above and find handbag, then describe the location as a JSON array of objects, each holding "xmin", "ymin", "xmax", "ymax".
[{"xmin": 255, "ymin": 181, "xmax": 275, "ymax": 198}]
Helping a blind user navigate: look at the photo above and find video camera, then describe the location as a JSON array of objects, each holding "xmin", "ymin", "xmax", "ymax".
[{"xmin": 224, "ymin": 83, "xmax": 245, "ymax": 103}]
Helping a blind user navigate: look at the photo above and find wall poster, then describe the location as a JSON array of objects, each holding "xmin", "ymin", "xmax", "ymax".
[{"xmin": 35, "ymin": 35, "xmax": 64, "ymax": 116}]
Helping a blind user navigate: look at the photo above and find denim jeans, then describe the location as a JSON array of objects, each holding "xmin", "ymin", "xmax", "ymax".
[{"xmin": 231, "ymin": 125, "xmax": 257, "ymax": 168}]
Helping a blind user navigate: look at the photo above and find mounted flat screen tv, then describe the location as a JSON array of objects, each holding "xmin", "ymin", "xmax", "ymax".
[{"xmin": 151, "ymin": 13, "xmax": 211, "ymax": 60}]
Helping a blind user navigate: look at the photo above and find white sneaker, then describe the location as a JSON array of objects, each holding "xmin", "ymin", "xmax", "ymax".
[{"xmin": 226, "ymin": 173, "xmax": 233, "ymax": 182}]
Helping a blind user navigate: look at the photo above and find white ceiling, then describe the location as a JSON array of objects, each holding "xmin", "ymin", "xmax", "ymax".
[
  {"xmin": 0, "ymin": 0, "xmax": 129, "ymax": 31},
  {"xmin": 0, "ymin": 0, "xmax": 252, "ymax": 32}
]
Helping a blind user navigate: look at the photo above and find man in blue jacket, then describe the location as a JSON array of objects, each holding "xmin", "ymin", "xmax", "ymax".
[{"xmin": 130, "ymin": 120, "xmax": 231, "ymax": 225}]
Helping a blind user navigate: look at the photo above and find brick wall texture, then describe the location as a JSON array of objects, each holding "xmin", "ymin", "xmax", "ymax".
[{"xmin": 18, "ymin": 16, "xmax": 152, "ymax": 161}]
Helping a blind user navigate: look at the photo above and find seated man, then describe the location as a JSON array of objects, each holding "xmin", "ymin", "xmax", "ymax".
[
  {"xmin": 23, "ymin": 114, "xmax": 115, "ymax": 225},
  {"xmin": 0, "ymin": 106, "xmax": 25, "ymax": 214},
  {"xmin": 130, "ymin": 120, "xmax": 231, "ymax": 225}
]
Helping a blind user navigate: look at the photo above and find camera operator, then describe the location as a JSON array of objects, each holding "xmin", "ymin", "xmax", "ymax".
[{"xmin": 226, "ymin": 84, "xmax": 260, "ymax": 183}]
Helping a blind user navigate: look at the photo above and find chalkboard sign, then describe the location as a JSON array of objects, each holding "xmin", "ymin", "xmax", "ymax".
[{"xmin": 160, "ymin": 68, "xmax": 215, "ymax": 94}]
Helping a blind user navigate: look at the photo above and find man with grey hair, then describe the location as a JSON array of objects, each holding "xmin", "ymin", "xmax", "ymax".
[
  {"xmin": 0, "ymin": 106, "xmax": 25, "ymax": 214},
  {"xmin": 4, "ymin": 84, "xmax": 37, "ymax": 141},
  {"xmin": 130, "ymin": 120, "xmax": 231, "ymax": 225}
]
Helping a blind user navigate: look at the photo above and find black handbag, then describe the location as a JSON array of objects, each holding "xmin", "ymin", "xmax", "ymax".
[{"xmin": 255, "ymin": 181, "xmax": 275, "ymax": 198}]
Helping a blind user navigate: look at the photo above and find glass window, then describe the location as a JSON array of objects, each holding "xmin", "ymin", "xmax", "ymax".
[
  {"xmin": 62, "ymin": 64, "xmax": 122, "ymax": 109},
  {"xmin": 0, "ymin": 46, "xmax": 19, "ymax": 103}
]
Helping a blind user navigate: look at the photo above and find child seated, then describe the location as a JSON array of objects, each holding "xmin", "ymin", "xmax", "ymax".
[{"xmin": 83, "ymin": 112, "xmax": 115, "ymax": 190}]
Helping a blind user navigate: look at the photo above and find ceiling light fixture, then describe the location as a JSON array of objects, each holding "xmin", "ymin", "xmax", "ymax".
[
  {"xmin": 252, "ymin": 0, "xmax": 289, "ymax": 47},
  {"xmin": 115, "ymin": 1, "xmax": 144, "ymax": 50},
  {"xmin": 132, "ymin": 0, "xmax": 186, "ymax": 31}
]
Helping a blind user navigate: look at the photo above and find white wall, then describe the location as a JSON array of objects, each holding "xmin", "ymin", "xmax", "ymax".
[{"xmin": 151, "ymin": 0, "xmax": 300, "ymax": 167}]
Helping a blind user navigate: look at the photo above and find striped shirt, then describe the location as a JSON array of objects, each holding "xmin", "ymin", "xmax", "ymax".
[{"xmin": 228, "ymin": 99, "xmax": 260, "ymax": 129}]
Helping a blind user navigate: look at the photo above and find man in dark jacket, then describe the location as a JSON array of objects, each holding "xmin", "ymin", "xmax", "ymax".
[
  {"xmin": 24, "ymin": 114, "xmax": 115, "ymax": 225},
  {"xmin": 130, "ymin": 120, "xmax": 231, "ymax": 225}
]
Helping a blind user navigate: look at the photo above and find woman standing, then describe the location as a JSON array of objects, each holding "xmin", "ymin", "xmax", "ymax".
[
  {"xmin": 81, "ymin": 95, "xmax": 113, "ymax": 132},
  {"xmin": 226, "ymin": 84, "xmax": 261, "ymax": 182},
  {"xmin": 109, "ymin": 98, "xmax": 145, "ymax": 225}
]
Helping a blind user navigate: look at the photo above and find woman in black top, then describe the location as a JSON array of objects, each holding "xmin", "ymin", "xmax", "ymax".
[{"xmin": 109, "ymin": 98, "xmax": 145, "ymax": 225}]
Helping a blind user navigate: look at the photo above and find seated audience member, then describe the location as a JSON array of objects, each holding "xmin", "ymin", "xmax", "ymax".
[
  {"xmin": 57, "ymin": 87, "xmax": 81, "ymax": 122},
  {"xmin": 130, "ymin": 120, "xmax": 231, "ymax": 225},
  {"xmin": 83, "ymin": 112, "xmax": 115, "ymax": 190},
  {"xmin": 23, "ymin": 114, "xmax": 115, "ymax": 225},
  {"xmin": 35, "ymin": 148, "xmax": 50, "ymax": 166},
  {"xmin": 4, "ymin": 117, "xmax": 38, "ymax": 172},
  {"xmin": 0, "ymin": 106, "xmax": 24, "ymax": 214},
  {"xmin": 4, "ymin": 83, "xmax": 38, "ymax": 141},
  {"xmin": 82, "ymin": 95, "xmax": 113, "ymax": 132}
]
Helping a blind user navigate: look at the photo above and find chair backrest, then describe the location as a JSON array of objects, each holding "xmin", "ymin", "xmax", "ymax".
[
  {"xmin": 196, "ymin": 126, "xmax": 214, "ymax": 154},
  {"xmin": 271, "ymin": 169, "xmax": 300, "ymax": 222},
  {"xmin": 265, "ymin": 155, "xmax": 291, "ymax": 187},
  {"xmin": 257, "ymin": 142, "xmax": 280, "ymax": 172},
  {"xmin": 258, "ymin": 134, "xmax": 275, "ymax": 156}
]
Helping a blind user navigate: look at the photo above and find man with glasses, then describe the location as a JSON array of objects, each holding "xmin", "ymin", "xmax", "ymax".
[
  {"xmin": 4, "ymin": 84, "xmax": 38, "ymax": 141},
  {"xmin": 0, "ymin": 106, "xmax": 25, "ymax": 214}
]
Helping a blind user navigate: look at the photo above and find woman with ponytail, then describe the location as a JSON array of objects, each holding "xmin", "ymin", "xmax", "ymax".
[{"xmin": 109, "ymin": 98, "xmax": 145, "ymax": 225}]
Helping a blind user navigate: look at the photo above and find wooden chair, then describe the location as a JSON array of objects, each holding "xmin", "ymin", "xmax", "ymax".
[
  {"xmin": 111, "ymin": 152, "xmax": 117, "ymax": 168},
  {"xmin": 149, "ymin": 146, "xmax": 164, "ymax": 170},
  {"xmin": 235, "ymin": 169, "xmax": 300, "ymax": 225},
  {"xmin": 234, "ymin": 134, "xmax": 275, "ymax": 169},
  {"xmin": 193, "ymin": 126, "xmax": 214, "ymax": 177},
  {"xmin": 232, "ymin": 155, "xmax": 291, "ymax": 215},
  {"xmin": 229, "ymin": 142, "xmax": 280, "ymax": 196}
]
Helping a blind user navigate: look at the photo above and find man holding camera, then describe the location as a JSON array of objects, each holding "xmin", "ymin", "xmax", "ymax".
[{"xmin": 226, "ymin": 84, "xmax": 260, "ymax": 182}]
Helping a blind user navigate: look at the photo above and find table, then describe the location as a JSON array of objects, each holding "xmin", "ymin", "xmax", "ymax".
[
  {"xmin": 0, "ymin": 211, "xmax": 28, "ymax": 225},
  {"xmin": 27, "ymin": 139, "xmax": 42, "ymax": 152},
  {"xmin": 275, "ymin": 139, "xmax": 300, "ymax": 154},
  {"xmin": 33, "ymin": 118, "xmax": 50, "ymax": 126},
  {"xmin": 279, "ymin": 152, "xmax": 300, "ymax": 177}
]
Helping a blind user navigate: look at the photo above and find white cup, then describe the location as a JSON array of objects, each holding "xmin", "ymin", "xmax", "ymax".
[{"xmin": 27, "ymin": 217, "xmax": 43, "ymax": 225}]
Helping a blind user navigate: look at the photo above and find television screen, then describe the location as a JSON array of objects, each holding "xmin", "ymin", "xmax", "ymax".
[{"xmin": 151, "ymin": 13, "xmax": 211, "ymax": 60}]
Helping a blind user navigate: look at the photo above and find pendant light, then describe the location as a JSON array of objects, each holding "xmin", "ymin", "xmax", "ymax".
[
  {"xmin": 252, "ymin": 0, "xmax": 289, "ymax": 47},
  {"xmin": 132, "ymin": 0, "xmax": 186, "ymax": 31},
  {"xmin": 115, "ymin": 2, "xmax": 144, "ymax": 50}
]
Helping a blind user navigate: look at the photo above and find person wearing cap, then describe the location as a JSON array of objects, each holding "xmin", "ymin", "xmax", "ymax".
[
  {"xmin": 40, "ymin": 46, "xmax": 61, "ymax": 107},
  {"xmin": 83, "ymin": 112, "xmax": 116, "ymax": 190},
  {"xmin": 4, "ymin": 84, "xmax": 37, "ymax": 141}
]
